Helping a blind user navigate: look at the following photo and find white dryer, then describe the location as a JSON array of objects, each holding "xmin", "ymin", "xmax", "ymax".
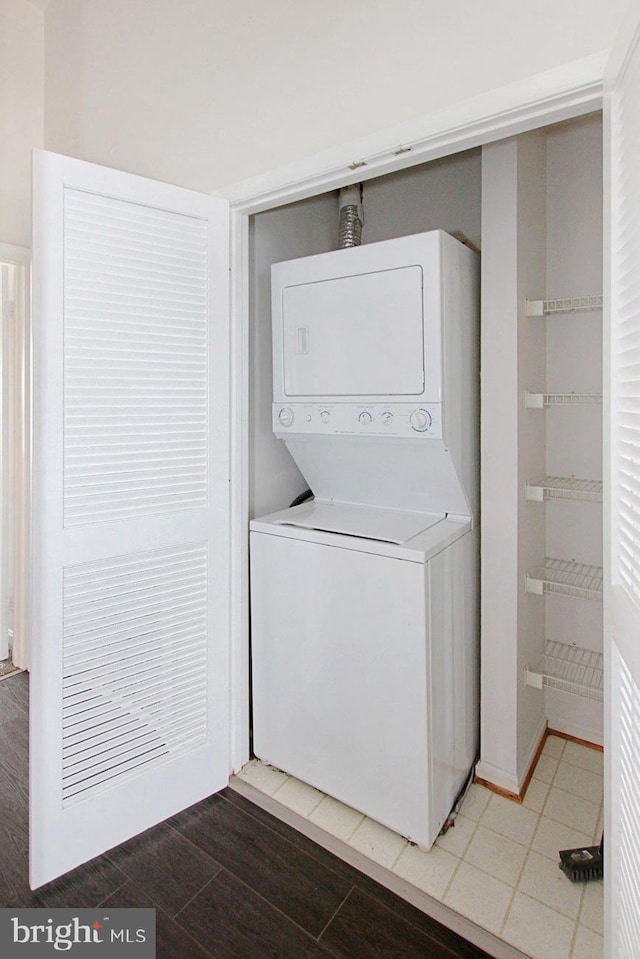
[{"xmin": 250, "ymin": 230, "xmax": 480, "ymax": 848}]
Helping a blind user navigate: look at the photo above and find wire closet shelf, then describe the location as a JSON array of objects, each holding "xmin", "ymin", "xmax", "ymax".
[
  {"xmin": 525, "ymin": 558, "xmax": 603, "ymax": 602},
  {"xmin": 525, "ymin": 476, "xmax": 603, "ymax": 503},
  {"xmin": 525, "ymin": 640, "xmax": 603, "ymax": 701}
]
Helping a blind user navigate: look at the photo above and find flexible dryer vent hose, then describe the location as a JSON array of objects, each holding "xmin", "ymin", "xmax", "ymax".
[{"xmin": 338, "ymin": 184, "xmax": 363, "ymax": 248}]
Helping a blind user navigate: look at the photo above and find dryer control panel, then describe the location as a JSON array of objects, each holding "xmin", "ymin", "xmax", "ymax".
[{"xmin": 272, "ymin": 402, "xmax": 442, "ymax": 438}]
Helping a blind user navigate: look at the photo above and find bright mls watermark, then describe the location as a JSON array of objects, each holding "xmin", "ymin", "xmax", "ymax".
[{"xmin": 0, "ymin": 909, "xmax": 155, "ymax": 956}]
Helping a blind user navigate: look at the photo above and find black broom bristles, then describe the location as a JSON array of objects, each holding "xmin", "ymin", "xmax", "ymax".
[{"xmin": 559, "ymin": 833, "xmax": 603, "ymax": 882}]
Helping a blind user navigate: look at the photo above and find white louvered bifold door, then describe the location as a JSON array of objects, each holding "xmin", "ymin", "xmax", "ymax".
[
  {"xmin": 605, "ymin": 11, "xmax": 640, "ymax": 958},
  {"xmin": 29, "ymin": 150, "xmax": 230, "ymax": 888}
]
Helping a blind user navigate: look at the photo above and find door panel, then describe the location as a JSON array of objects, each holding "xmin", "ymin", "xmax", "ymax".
[
  {"xmin": 605, "ymin": 11, "xmax": 640, "ymax": 957},
  {"xmin": 30, "ymin": 150, "xmax": 230, "ymax": 888}
]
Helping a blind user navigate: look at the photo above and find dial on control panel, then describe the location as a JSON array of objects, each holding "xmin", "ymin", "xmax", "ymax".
[
  {"xmin": 409, "ymin": 409, "xmax": 432, "ymax": 432},
  {"xmin": 358, "ymin": 411, "xmax": 373, "ymax": 425},
  {"xmin": 278, "ymin": 407, "xmax": 295, "ymax": 428}
]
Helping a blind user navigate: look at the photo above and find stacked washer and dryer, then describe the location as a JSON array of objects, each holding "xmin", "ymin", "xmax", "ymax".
[{"xmin": 250, "ymin": 229, "xmax": 480, "ymax": 849}]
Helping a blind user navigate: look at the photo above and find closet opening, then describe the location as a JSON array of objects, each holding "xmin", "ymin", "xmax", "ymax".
[{"xmin": 237, "ymin": 110, "xmax": 604, "ymax": 959}]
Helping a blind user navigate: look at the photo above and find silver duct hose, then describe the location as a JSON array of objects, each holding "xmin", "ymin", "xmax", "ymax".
[{"xmin": 338, "ymin": 184, "xmax": 363, "ymax": 248}]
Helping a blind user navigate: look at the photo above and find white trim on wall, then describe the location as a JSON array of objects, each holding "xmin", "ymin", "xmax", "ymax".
[
  {"xmin": 0, "ymin": 243, "xmax": 30, "ymax": 671},
  {"xmin": 229, "ymin": 210, "xmax": 251, "ymax": 772},
  {"xmin": 226, "ymin": 54, "xmax": 607, "ymax": 775},
  {"xmin": 222, "ymin": 52, "xmax": 606, "ymax": 213}
]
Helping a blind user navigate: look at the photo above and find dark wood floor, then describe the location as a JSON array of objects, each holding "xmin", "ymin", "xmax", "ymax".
[{"xmin": 0, "ymin": 671, "xmax": 494, "ymax": 958}]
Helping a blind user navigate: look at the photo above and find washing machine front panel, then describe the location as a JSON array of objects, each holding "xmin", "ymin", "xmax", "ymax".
[{"xmin": 250, "ymin": 528, "xmax": 434, "ymax": 846}]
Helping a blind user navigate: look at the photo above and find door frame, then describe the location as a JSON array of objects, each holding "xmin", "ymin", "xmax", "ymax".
[
  {"xmin": 223, "ymin": 51, "xmax": 608, "ymax": 774},
  {"xmin": 0, "ymin": 243, "xmax": 30, "ymax": 672}
]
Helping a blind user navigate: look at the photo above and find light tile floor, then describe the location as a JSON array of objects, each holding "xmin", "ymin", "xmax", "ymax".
[{"xmin": 238, "ymin": 735, "xmax": 604, "ymax": 959}]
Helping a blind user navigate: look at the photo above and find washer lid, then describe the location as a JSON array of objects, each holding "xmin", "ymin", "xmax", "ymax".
[{"xmin": 272, "ymin": 500, "xmax": 445, "ymax": 545}]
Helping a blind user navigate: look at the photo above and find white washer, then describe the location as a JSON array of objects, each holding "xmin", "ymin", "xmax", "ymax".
[{"xmin": 250, "ymin": 502, "xmax": 479, "ymax": 848}]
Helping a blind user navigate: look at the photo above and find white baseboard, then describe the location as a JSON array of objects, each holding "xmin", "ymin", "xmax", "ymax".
[{"xmin": 474, "ymin": 760, "xmax": 520, "ymax": 796}]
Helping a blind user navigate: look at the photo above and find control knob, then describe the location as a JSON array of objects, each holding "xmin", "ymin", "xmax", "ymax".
[
  {"xmin": 409, "ymin": 409, "xmax": 432, "ymax": 432},
  {"xmin": 320, "ymin": 410, "xmax": 331, "ymax": 423},
  {"xmin": 358, "ymin": 411, "xmax": 373, "ymax": 425},
  {"xmin": 278, "ymin": 407, "xmax": 295, "ymax": 428}
]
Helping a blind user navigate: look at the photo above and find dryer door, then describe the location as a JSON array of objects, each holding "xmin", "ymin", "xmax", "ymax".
[{"xmin": 281, "ymin": 266, "xmax": 425, "ymax": 397}]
